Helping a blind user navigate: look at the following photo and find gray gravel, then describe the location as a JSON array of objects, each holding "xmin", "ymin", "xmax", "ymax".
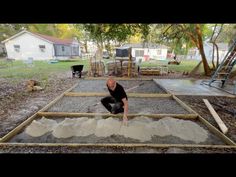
[
  {"xmin": 46, "ymin": 97, "xmax": 189, "ymax": 114},
  {"xmin": 72, "ymin": 80, "xmax": 166, "ymax": 93},
  {"xmin": 9, "ymin": 132, "xmax": 225, "ymax": 145},
  {"xmin": 1, "ymin": 144, "xmax": 235, "ymax": 153}
]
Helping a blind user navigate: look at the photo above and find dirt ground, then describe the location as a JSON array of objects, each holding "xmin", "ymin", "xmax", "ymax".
[
  {"xmin": 0, "ymin": 72, "xmax": 78, "ymax": 138},
  {"xmin": 0, "ymin": 144, "xmax": 235, "ymax": 153},
  {"xmin": 0, "ymin": 72, "xmax": 235, "ymax": 153},
  {"xmin": 177, "ymin": 95, "xmax": 236, "ymax": 142}
]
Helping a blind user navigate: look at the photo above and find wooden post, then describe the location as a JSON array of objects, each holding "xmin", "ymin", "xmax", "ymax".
[
  {"xmin": 203, "ymin": 99, "xmax": 228, "ymax": 134},
  {"xmin": 128, "ymin": 48, "xmax": 131, "ymax": 77}
]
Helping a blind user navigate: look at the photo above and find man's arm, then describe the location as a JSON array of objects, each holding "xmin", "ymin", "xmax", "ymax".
[{"xmin": 122, "ymin": 98, "xmax": 128, "ymax": 125}]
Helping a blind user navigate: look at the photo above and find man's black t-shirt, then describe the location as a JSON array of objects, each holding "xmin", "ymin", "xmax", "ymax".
[{"xmin": 107, "ymin": 82, "xmax": 128, "ymax": 102}]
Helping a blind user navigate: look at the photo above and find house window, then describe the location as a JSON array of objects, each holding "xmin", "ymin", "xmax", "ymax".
[
  {"xmin": 156, "ymin": 49, "xmax": 161, "ymax": 55},
  {"xmin": 135, "ymin": 50, "xmax": 144, "ymax": 57},
  {"xmin": 14, "ymin": 45, "xmax": 20, "ymax": 52},
  {"xmin": 39, "ymin": 45, "xmax": 46, "ymax": 52},
  {"xmin": 62, "ymin": 46, "xmax": 65, "ymax": 52}
]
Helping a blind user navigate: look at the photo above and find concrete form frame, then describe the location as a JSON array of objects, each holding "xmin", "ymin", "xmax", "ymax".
[{"xmin": 0, "ymin": 78, "xmax": 235, "ymax": 150}]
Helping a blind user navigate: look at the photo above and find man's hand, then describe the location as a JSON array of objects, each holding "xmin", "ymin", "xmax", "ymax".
[{"xmin": 123, "ymin": 115, "xmax": 128, "ymax": 126}]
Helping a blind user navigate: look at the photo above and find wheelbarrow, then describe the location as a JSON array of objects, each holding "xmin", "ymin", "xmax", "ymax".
[{"xmin": 71, "ymin": 65, "xmax": 84, "ymax": 78}]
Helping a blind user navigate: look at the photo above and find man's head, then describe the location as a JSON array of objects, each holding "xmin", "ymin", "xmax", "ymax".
[{"xmin": 107, "ymin": 77, "xmax": 116, "ymax": 91}]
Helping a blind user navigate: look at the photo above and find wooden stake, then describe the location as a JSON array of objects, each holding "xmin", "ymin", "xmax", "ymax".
[{"xmin": 203, "ymin": 99, "xmax": 228, "ymax": 134}]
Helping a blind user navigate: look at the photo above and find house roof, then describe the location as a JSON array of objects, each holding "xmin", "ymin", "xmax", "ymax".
[
  {"xmin": 1, "ymin": 30, "xmax": 77, "ymax": 45},
  {"xmin": 122, "ymin": 43, "xmax": 169, "ymax": 49},
  {"xmin": 32, "ymin": 32, "xmax": 74, "ymax": 45}
]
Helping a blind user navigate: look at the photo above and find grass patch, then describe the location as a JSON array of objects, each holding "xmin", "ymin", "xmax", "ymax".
[
  {"xmin": 0, "ymin": 59, "xmax": 89, "ymax": 80},
  {"xmin": 0, "ymin": 58, "xmax": 218, "ymax": 81}
]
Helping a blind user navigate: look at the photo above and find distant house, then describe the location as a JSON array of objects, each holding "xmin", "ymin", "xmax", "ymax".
[
  {"xmin": 1, "ymin": 30, "xmax": 81, "ymax": 60},
  {"xmin": 122, "ymin": 43, "xmax": 168, "ymax": 62},
  {"xmin": 187, "ymin": 42, "xmax": 228, "ymax": 62}
]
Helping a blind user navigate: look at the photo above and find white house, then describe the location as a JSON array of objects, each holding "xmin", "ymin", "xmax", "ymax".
[
  {"xmin": 122, "ymin": 43, "xmax": 168, "ymax": 62},
  {"xmin": 187, "ymin": 42, "xmax": 228, "ymax": 62},
  {"xmin": 1, "ymin": 30, "xmax": 81, "ymax": 60}
]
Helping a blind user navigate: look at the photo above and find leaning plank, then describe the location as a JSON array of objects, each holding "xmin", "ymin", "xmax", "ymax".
[
  {"xmin": 0, "ymin": 143, "xmax": 236, "ymax": 149},
  {"xmin": 203, "ymin": 99, "xmax": 228, "ymax": 134},
  {"xmin": 37, "ymin": 112, "xmax": 197, "ymax": 119},
  {"xmin": 65, "ymin": 92, "xmax": 172, "ymax": 98}
]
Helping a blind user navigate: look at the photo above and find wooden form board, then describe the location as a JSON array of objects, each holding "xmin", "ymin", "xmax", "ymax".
[
  {"xmin": 0, "ymin": 80, "xmax": 235, "ymax": 148},
  {"xmin": 1, "ymin": 143, "xmax": 236, "ymax": 149},
  {"xmin": 0, "ymin": 112, "xmax": 38, "ymax": 142},
  {"xmin": 173, "ymin": 95, "xmax": 235, "ymax": 146},
  {"xmin": 37, "ymin": 112, "xmax": 198, "ymax": 119},
  {"xmin": 64, "ymin": 92, "xmax": 172, "ymax": 98},
  {"xmin": 172, "ymin": 95, "xmax": 197, "ymax": 114},
  {"xmin": 0, "ymin": 83, "xmax": 79, "ymax": 143}
]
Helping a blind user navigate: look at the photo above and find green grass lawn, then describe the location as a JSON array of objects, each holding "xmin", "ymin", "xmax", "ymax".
[
  {"xmin": 0, "ymin": 58, "xmax": 209, "ymax": 81},
  {"xmin": 0, "ymin": 59, "xmax": 89, "ymax": 80}
]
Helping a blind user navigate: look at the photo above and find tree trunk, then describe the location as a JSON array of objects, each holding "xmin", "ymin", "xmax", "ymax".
[
  {"xmin": 215, "ymin": 43, "xmax": 220, "ymax": 68},
  {"xmin": 212, "ymin": 44, "xmax": 216, "ymax": 70},
  {"xmin": 195, "ymin": 24, "xmax": 211, "ymax": 76},
  {"xmin": 229, "ymin": 70, "xmax": 236, "ymax": 78},
  {"xmin": 84, "ymin": 40, "xmax": 88, "ymax": 53}
]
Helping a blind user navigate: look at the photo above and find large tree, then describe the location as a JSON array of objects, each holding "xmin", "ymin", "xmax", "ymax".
[
  {"xmin": 83, "ymin": 24, "xmax": 150, "ymax": 56},
  {"xmin": 209, "ymin": 24, "xmax": 224, "ymax": 69},
  {"xmin": 157, "ymin": 24, "xmax": 212, "ymax": 76},
  {"xmin": 0, "ymin": 24, "xmax": 28, "ymax": 41}
]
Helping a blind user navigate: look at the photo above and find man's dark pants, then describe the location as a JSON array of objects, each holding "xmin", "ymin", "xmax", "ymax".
[{"xmin": 101, "ymin": 96, "xmax": 124, "ymax": 114}]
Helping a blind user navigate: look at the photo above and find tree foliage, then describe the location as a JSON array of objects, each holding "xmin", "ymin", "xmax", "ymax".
[{"xmin": 154, "ymin": 24, "xmax": 212, "ymax": 75}]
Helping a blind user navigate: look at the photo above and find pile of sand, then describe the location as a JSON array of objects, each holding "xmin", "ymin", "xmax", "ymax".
[
  {"xmin": 25, "ymin": 116, "xmax": 209, "ymax": 143},
  {"xmin": 25, "ymin": 117, "xmax": 57, "ymax": 137}
]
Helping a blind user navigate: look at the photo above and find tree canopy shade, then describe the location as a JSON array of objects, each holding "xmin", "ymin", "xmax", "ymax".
[{"xmin": 1, "ymin": 23, "xmax": 236, "ymax": 76}]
